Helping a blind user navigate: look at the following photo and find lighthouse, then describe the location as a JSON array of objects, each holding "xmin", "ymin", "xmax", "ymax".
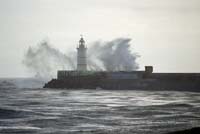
[{"xmin": 77, "ymin": 36, "xmax": 87, "ymax": 71}]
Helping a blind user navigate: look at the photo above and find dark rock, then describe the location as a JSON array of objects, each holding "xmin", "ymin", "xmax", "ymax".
[{"xmin": 167, "ymin": 127, "xmax": 200, "ymax": 134}]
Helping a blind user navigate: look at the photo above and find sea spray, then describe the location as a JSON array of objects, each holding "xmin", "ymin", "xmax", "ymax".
[
  {"xmin": 23, "ymin": 41, "xmax": 76, "ymax": 78},
  {"xmin": 23, "ymin": 38, "xmax": 139, "ymax": 78},
  {"xmin": 88, "ymin": 38, "xmax": 139, "ymax": 71}
]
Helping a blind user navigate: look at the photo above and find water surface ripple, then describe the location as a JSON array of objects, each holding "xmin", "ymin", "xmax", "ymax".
[{"xmin": 0, "ymin": 79, "xmax": 200, "ymax": 134}]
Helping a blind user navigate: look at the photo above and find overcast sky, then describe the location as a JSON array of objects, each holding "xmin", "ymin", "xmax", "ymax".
[{"xmin": 0, "ymin": 0, "xmax": 200, "ymax": 77}]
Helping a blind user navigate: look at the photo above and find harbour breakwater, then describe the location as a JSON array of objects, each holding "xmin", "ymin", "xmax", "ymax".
[{"xmin": 44, "ymin": 71, "xmax": 200, "ymax": 92}]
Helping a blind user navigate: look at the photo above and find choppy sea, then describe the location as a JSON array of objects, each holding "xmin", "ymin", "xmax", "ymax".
[{"xmin": 0, "ymin": 78, "xmax": 199, "ymax": 134}]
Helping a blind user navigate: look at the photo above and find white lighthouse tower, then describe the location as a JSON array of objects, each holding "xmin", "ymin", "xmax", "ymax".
[{"xmin": 77, "ymin": 36, "xmax": 87, "ymax": 71}]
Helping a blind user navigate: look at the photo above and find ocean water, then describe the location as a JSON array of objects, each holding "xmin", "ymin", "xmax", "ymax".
[{"xmin": 0, "ymin": 78, "xmax": 200, "ymax": 134}]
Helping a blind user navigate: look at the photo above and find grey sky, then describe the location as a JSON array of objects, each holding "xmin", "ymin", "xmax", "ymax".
[{"xmin": 0, "ymin": 0, "xmax": 200, "ymax": 77}]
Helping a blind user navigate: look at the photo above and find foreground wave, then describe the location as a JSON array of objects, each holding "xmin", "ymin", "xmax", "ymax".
[{"xmin": 0, "ymin": 78, "xmax": 200, "ymax": 134}]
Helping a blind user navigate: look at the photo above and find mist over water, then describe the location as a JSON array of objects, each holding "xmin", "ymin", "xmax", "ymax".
[{"xmin": 23, "ymin": 38, "xmax": 139, "ymax": 78}]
